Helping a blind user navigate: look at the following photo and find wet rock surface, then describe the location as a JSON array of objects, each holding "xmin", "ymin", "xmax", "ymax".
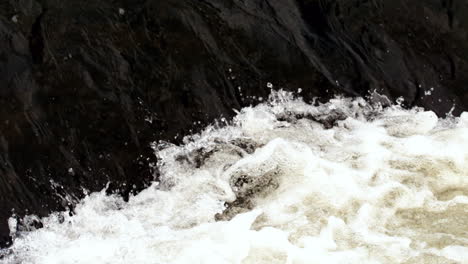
[{"xmin": 0, "ymin": 0, "xmax": 467, "ymax": 247}]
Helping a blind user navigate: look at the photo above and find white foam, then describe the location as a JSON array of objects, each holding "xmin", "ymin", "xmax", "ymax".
[{"xmin": 4, "ymin": 91, "xmax": 468, "ymax": 264}]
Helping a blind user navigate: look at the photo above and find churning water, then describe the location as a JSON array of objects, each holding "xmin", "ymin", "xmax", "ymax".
[{"xmin": 3, "ymin": 91, "xmax": 468, "ymax": 264}]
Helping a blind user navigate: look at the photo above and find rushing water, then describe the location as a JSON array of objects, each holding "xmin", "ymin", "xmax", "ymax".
[{"xmin": 3, "ymin": 91, "xmax": 468, "ymax": 264}]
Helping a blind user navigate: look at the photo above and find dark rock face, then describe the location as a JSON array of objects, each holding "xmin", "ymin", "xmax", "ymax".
[{"xmin": 0, "ymin": 0, "xmax": 467, "ymax": 246}]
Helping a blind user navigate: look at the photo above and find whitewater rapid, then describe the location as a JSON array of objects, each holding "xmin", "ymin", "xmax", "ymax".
[{"xmin": 3, "ymin": 91, "xmax": 468, "ymax": 264}]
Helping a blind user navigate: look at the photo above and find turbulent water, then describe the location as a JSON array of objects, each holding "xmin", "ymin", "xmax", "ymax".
[{"xmin": 2, "ymin": 91, "xmax": 468, "ymax": 264}]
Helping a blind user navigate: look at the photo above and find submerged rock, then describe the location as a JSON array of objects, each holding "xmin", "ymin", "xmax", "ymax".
[{"xmin": 0, "ymin": 0, "xmax": 467, "ymax": 246}]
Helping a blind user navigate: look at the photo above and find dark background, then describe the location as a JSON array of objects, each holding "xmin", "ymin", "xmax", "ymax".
[{"xmin": 1, "ymin": 0, "xmax": 467, "ymax": 247}]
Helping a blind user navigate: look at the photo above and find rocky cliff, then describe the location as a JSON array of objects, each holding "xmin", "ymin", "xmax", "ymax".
[{"xmin": 1, "ymin": 0, "xmax": 467, "ymax": 247}]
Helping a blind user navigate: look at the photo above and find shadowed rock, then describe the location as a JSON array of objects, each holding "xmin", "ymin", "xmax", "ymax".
[{"xmin": 1, "ymin": 0, "xmax": 467, "ymax": 246}]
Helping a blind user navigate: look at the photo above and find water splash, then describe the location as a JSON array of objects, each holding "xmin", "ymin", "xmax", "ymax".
[{"xmin": 3, "ymin": 91, "xmax": 468, "ymax": 264}]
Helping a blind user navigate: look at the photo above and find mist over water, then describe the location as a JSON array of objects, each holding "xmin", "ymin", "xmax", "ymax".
[{"xmin": 3, "ymin": 91, "xmax": 468, "ymax": 264}]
